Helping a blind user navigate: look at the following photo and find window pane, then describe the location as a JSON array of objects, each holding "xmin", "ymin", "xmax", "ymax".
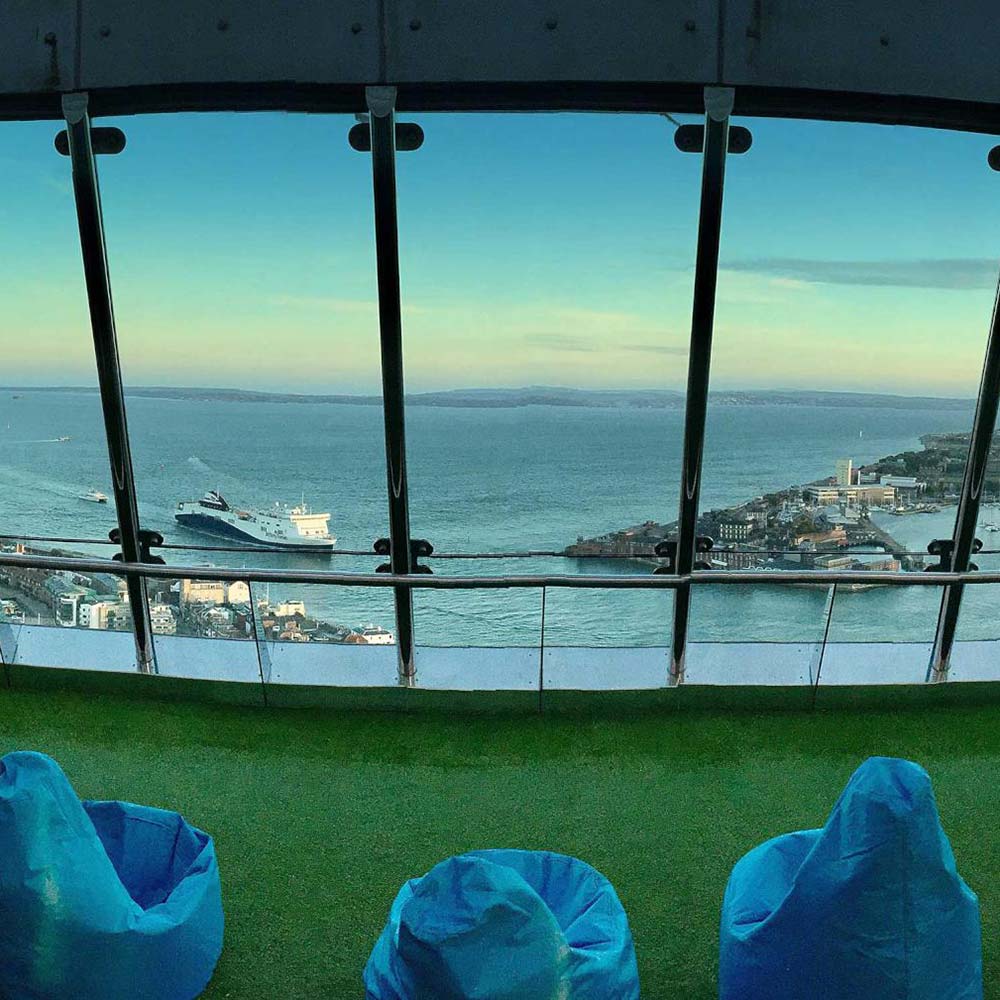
[
  {"xmin": 0, "ymin": 120, "xmax": 134, "ymax": 644},
  {"xmin": 685, "ymin": 583, "xmax": 827, "ymax": 685},
  {"xmin": 252, "ymin": 582, "xmax": 399, "ymax": 687},
  {"xmin": 413, "ymin": 570, "xmax": 541, "ymax": 648},
  {"xmin": 952, "ymin": 541, "xmax": 1000, "ymax": 669},
  {"xmin": 397, "ymin": 113, "xmax": 699, "ymax": 648},
  {"xmin": 695, "ymin": 118, "xmax": 999, "ymax": 643},
  {"xmin": 542, "ymin": 587, "xmax": 672, "ymax": 647},
  {"xmin": 95, "ymin": 112, "xmax": 393, "ymax": 636},
  {"xmin": 0, "ymin": 122, "xmax": 119, "ymax": 541}
]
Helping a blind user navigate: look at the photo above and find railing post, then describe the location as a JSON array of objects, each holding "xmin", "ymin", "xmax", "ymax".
[
  {"xmin": 61, "ymin": 92, "xmax": 156, "ymax": 674},
  {"xmin": 247, "ymin": 581, "xmax": 272, "ymax": 706},
  {"xmin": 366, "ymin": 86, "xmax": 416, "ymax": 685},
  {"xmin": 928, "ymin": 275, "xmax": 1000, "ymax": 681},
  {"xmin": 669, "ymin": 86, "xmax": 733, "ymax": 685},
  {"xmin": 810, "ymin": 583, "xmax": 838, "ymax": 707},
  {"xmin": 538, "ymin": 586, "xmax": 547, "ymax": 713}
]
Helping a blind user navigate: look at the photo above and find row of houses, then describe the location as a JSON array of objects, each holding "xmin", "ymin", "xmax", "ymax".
[{"xmin": 0, "ymin": 546, "xmax": 133, "ymax": 630}]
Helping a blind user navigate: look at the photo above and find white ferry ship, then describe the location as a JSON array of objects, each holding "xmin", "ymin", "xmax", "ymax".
[{"xmin": 175, "ymin": 491, "xmax": 336, "ymax": 552}]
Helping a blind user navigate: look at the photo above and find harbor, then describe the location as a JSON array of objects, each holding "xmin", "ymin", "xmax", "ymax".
[
  {"xmin": 563, "ymin": 433, "xmax": 1000, "ymax": 578},
  {"xmin": 2, "ymin": 390, "xmax": 998, "ymax": 646}
]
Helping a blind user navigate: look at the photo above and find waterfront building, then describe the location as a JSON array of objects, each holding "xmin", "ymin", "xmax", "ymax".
[
  {"xmin": 711, "ymin": 547, "xmax": 760, "ymax": 570},
  {"xmin": 814, "ymin": 553, "xmax": 901, "ymax": 572},
  {"xmin": 805, "ymin": 485, "xmax": 896, "ymax": 506},
  {"xmin": 814, "ymin": 553, "xmax": 854, "ymax": 570},
  {"xmin": 178, "ymin": 579, "xmax": 251, "ymax": 606},
  {"xmin": 719, "ymin": 520, "xmax": 754, "ymax": 543},
  {"xmin": 879, "ymin": 476, "xmax": 926, "ymax": 499},
  {"xmin": 357, "ymin": 625, "xmax": 397, "ymax": 645},
  {"xmin": 855, "ymin": 556, "xmax": 901, "ymax": 572},
  {"xmin": 270, "ymin": 599, "xmax": 307, "ymax": 618},
  {"xmin": 793, "ymin": 525, "xmax": 848, "ymax": 547},
  {"xmin": 822, "ymin": 507, "xmax": 861, "ymax": 526},
  {"xmin": 805, "ymin": 486, "xmax": 841, "ymax": 505},
  {"xmin": 835, "ymin": 458, "xmax": 854, "ymax": 486}
]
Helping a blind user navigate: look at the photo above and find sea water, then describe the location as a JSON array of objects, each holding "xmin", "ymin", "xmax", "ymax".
[{"xmin": 0, "ymin": 389, "xmax": 995, "ymax": 647}]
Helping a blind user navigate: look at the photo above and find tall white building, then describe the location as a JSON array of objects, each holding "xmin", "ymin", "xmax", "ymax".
[{"xmin": 835, "ymin": 458, "xmax": 854, "ymax": 486}]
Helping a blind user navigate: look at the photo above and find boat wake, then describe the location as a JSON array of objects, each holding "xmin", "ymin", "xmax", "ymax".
[{"xmin": 0, "ymin": 438, "xmax": 73, "ymax": 445}]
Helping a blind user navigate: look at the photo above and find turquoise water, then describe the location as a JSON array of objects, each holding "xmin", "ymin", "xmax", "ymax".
[{"xmin": 0, "ymin": 389, "xmax": 995, "ymax": 645}]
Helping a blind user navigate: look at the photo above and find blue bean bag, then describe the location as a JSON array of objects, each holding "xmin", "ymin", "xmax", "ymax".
[
  {"xmin": 719, "ymin": 756, "xmax": 982, "ymax": 1000},
  {"xmin": 364, "ymin": 849, "xmax": 640, "ymax": 999},
  {"xmin": 0, "ymin": 751, "xmax": 224, "ymax": 1000}
]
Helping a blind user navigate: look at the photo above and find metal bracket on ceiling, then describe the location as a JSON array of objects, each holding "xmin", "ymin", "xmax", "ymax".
[
  {"xmin": 366, "ymin": 85, "xmax": 397, "ymax": 119},
  {"xmin": 704, "ymin": 86, "xmax": 735, "ymax": 122},
  {"xmin": 61, "ymin": 91, "xmax": 88, "ymax": 125}
]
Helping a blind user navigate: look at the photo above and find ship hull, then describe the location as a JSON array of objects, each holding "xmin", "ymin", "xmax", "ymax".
[{"xmin": 175, "ymin": 513, "xmax": 336, "ymax": 552}]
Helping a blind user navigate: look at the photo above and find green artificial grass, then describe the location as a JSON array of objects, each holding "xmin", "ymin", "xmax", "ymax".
[{"xmin": 2, "ymin": 687, "xmax": 999, "ymax": 998}]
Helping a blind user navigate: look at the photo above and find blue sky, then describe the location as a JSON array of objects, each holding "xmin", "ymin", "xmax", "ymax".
[{"xmin": 0, "ymin": 110, "xmax": 998, "ymax": 395}]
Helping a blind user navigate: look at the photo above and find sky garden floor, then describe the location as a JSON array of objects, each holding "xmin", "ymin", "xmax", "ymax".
[{"xmin": 3, "ymin": 682, "xmax": 1000, "ymax": 998}]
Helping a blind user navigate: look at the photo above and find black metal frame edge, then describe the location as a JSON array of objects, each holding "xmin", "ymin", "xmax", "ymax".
[
  {"xmin": 367, "ymin": 87, "xmax": 417, "ymax": 684},
  {"xmin": 3, "ymin": 82, "xmax": 1000, "ymax": 135},
  {"xmin": 670, "ymin": 89, "xmax": 730, "ymax": 683},
  {"xmin": 929, "ymin": 275, "xmax": 1000, "ymax": 679},
  {"xmin": 61, "ymin": 94, "xmax": 156, "ymax": 674}
]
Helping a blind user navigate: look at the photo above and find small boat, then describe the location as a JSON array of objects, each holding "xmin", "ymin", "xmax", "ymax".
[
  {"xmin": 80, "ymin": 489, "xmax": 108, "ymax": 504},
  {"xmin": 57, "ymin": 436, "xmax": 71, "ymax": 442}
]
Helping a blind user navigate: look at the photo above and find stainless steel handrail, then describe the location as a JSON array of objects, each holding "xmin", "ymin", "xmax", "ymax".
[
  {"xmin": 1, "ymin": 535, "xmax": 975, "ymax": 558},
  {"xmin": 2, "ymin": 548, "xmax": 999, "ymax": 588}
]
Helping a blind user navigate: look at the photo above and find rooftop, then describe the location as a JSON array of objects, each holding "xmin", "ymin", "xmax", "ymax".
[{"xmin": 5, "ymin": 684, "xmax": 999, "ymax": 997}]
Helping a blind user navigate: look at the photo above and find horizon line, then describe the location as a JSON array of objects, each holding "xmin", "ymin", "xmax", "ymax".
[{"xmin": 0, "ymin": 383, "xmax": 979, "ymax": 402}]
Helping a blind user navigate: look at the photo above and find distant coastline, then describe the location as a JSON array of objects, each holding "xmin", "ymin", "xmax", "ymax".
[{"xmin": 0, "ymin": 385, "xmax": 976, "ymax": 411}]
